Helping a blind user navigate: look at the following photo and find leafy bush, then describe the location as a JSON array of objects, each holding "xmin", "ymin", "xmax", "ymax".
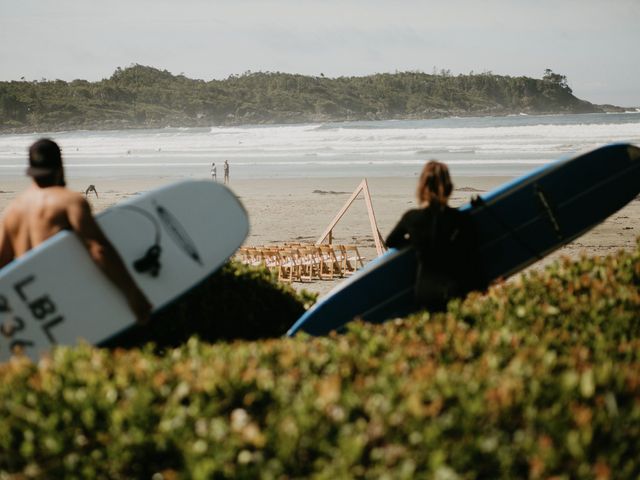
[
  {"xmin": 101, "ymin": 260, "xmax": 316, "ymax": 350},
  {"xmin": 1, "ymin": 240, "xmax": 639, "ymax": 479}
]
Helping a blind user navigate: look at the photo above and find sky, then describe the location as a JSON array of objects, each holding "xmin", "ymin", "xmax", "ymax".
[{"xmin": 1, "ymin": 0, "xmax": 639, "ymax": 106}]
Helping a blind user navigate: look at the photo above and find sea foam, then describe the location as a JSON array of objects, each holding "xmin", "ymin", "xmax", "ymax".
[{"xmin": 0, "ymin": 113, "xmax": 638, "ymax": 179}]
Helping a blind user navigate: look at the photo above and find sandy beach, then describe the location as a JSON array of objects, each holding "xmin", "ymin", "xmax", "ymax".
[{"xmin": 1, "ymin": 173, "xmax": 637, "ymax": 298}]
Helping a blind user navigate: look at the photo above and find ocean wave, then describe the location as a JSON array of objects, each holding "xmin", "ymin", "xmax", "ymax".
[
  {"xmin": 415, "ymin": 148, "xmax": 476, "ymax": 155},
  {"xmin": 0, "ymin": 159, "xmax": 551, "ymax": 169},
  {"xmin": 1, "ymin": 115, "xmax": 638, "ymax": 175}
]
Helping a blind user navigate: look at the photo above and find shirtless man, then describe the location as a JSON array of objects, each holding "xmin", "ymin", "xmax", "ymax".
[
  {"xmin": 85, "ymin": 184, "xmax": 99, "ymax": 198},
  {"xmin": 0, "ymin": 139, "xmax": 151, "ymax": 324}
]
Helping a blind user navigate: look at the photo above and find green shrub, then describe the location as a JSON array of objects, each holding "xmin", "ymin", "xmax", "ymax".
[
  {"xmin": 1, "ymin": 241, "xmax": 639, "ymax": 479},
  {"xmin": 101, "ymin": 260, "xmax": 317, "ymax": 350}
]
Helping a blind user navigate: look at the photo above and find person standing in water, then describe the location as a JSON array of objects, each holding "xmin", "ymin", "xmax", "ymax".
[
  {"xmin": 211, "ymin": 162, "xmax": 217, "ymax": 181},
  {"xmin": 223, "ymin": 160, "xmax": 229, "ymax": 185},
  {"xmin": 0, "ymin": 139, "xmax": 152, "ymax": 324},
  {"xmin": 385, "ymin": 160, "xmax": 485, "ymax": 312}
]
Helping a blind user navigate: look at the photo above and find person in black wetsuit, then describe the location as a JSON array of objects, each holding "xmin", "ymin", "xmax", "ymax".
[{"xmin": 386, "ymin": 161, "xmax": 485, "ymax": 312}]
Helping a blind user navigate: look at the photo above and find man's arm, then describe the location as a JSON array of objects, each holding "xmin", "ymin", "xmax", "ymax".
[
  {"xmin": 0, "ymin": 220, "xmax": 15, "ymax": 269},
  {"xmin": 66, "ymin": 196, "xmax": 151, "ymax": 324}
]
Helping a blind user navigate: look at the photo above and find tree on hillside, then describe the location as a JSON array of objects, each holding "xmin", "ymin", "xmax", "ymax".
[
  {"xmin": 543, "ymin": 69, "xmax": 572, "ymax": 93},
  {"xmin": 0, "ymin": 66, "xmax": 600, "ymax": 132}
]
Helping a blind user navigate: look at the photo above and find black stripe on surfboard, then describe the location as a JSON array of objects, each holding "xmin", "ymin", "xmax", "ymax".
[{"xmin": 154, "ymin": 201, "xmax": 203, "ymax": 266}]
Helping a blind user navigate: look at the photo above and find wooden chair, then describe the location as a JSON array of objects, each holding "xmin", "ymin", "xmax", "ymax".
[
  {"xmin": 278, "ymin": 248, "xmax": 301, "ymax": 283},
  {"xmin": 317, "ymin": 245, "xmax": 343, "ymax": 280},
  {"xmin": 297, "ymin": 247, "xmax": 322, "ymax": 281},
  {"xmin": 242, "ymin": 247, "xmax": 264, "ymax": 267},
  {"xmin": 332, "ymin": 244, "xmax": 348, "ymax": 276},
  {"xmin": 261, "ymin": 248, "xmax": 282, "ymax": 274},
  {"xmin": 341, "ymin": 244, "xmax": 365, "ymax": 275}
]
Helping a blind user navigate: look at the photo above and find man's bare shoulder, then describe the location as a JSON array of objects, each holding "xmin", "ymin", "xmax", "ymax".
[
  {"xmin": 2, "ymin": 189, "xmax": 32, "ymax": 224},
  {"xmin": 62, "ymin": 188, "xmax": 86, "ymax": 204},
  {"xmin": 44, "ymin": 187, "xmax": 88, "ymax": 209}
]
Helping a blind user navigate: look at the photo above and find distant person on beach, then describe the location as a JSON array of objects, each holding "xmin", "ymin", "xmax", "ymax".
[
  {"xmin": 223, "ymin": 160, "xmax": 229, "ymax": 184},
  {"xmin": 85, "ymin": 184, "xmax": 99, "ymax": 198},
  {"xmin": 386, "ymin": 160, "xmax": 485, "ymax": 312},
  {"xmin": 211, "ymin": 162, "xmax": 217, "ymax": 181},
  {"xmin": 0, "ymin": 139, "xmax": 151, "ymax": 324}
]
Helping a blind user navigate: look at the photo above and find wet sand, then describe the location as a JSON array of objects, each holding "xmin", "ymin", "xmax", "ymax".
[{"xmin": 1, "ymin": 174, "xmax": 638, "ymax": 298}]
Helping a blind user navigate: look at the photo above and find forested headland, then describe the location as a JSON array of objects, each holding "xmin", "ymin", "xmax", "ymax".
[{"xmin": 0, "ymin": 65, "xmax": 620, "ymax": 133}]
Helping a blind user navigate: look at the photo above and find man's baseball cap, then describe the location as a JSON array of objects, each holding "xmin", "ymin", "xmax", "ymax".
[{"xmin": 27, "ymin": 138, "xmax": 62, "ymax": 178}]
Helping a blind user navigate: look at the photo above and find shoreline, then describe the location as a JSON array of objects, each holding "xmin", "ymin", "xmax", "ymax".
[
  {"xmin": 0, "ymin": 109, "xmax": 626, "ymax": 137},
  {"xmin": 2, "ymin": 174, "xmax": 637, "ymax": 298}
]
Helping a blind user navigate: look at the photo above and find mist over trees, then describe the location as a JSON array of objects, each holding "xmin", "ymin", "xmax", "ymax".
[{"xmin": 0, "ymin": 65, "xmax": 605, "ymax": 132}]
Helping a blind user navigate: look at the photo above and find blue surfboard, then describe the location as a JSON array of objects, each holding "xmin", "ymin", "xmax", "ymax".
[{"xmin": 288, "ymin": 143, "xmax": 640, "ymax": 336}]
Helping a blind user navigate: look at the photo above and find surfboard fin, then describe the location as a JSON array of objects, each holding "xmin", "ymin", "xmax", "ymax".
[{"xmin": 133, "ymin": 245, "xmax": 162, "ymax": 277}]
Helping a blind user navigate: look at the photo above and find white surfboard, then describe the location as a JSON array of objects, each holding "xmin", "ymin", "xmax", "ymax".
[{"xmin": 0, "ymin": 180, "xmax": 249, "ymax": 361}]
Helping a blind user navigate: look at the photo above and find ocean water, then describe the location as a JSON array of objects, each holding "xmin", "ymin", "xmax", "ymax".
[{"xmin": 1, "ymin": 112, "xmax": 639, "ymax": 179}]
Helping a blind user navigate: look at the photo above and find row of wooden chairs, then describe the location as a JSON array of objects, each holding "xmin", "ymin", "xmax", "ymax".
[{"xmin": 235, "ymin": 243, "xmax": 365, "ymax": 283}]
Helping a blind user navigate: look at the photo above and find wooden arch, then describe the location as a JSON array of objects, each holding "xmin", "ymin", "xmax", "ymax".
[{"xmin": 315, "ymin": 179, "xmax": 386, "ymax": 256}]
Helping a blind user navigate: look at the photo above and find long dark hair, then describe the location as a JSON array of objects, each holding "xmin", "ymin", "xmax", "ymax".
[{"xmin": 416, "ymin": 160, "xmax": 453, "ymax": 207}]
